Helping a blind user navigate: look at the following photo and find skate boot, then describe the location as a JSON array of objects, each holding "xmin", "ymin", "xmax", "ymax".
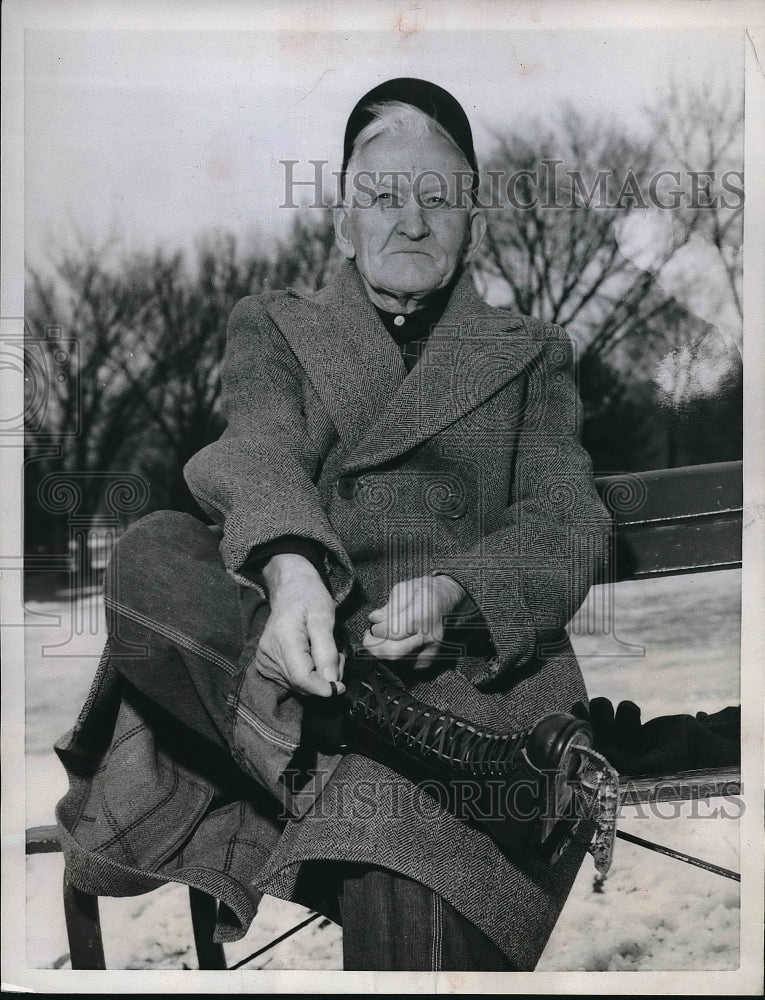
[{"xmin": 302, "ymin": 643, "xmax": 614, "ymax": 869}]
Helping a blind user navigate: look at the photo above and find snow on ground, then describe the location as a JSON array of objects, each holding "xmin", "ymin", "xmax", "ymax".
[{"xmin": 24, "ymin": 571, "xmax": 741, "ymax": 971}]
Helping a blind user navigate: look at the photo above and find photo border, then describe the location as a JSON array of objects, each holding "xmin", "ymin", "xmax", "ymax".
[{"xmin": 2, "ymin": 0, "xmax": 763, "ymax": 993}]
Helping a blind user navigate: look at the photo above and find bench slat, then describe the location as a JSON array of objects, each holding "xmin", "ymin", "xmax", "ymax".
[
  {"xmin": 611, "ymin": 513, "xmax": 742, "ymax": 580},
  {"xmin": 595, "ymin": 461, "xmax": 742, "ymax": 581},
  {"xmin": 26, "ymin": 824, "xmax": 62, "ymax": 855},
  {"xmin": 596, "ymin": 461, "xmax": 742, "ymax": 523}
]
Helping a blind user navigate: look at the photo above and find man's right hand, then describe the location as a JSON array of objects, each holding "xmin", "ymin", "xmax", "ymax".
[{"xmin": 257, "ymin": 553, "xmax": 345, "ymax": 698}]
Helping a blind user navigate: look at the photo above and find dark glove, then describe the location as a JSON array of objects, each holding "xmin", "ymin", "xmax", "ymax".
[{"xmin": 589, "ymin": 698, "xmax": 740, "ymax": 775}]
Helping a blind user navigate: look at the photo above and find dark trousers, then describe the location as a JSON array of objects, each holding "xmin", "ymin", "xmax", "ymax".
[{"xmin": 105, "ymin": 510, "xmax": 513, "ymax": 972}]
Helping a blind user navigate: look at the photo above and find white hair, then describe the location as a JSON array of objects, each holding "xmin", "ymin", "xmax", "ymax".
[{"xmin": 343, "ymin": 101, "xmax": 474, "ymax": 206}]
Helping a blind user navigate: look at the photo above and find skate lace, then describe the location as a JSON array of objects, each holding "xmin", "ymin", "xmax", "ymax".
[{"xmin": 349, "ymin": 670, "xmax": 529, "ymax": 776}]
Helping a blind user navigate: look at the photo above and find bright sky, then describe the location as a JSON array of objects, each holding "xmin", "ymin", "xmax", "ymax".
[{"xmin": 24, "ymin": 25, "xmax": 743, "ymax": 269}]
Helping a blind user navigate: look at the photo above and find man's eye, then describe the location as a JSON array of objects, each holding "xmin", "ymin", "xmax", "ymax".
[
  {"xmin": 420, "ymin": 194, "xmax": 450, "ymax": 209},
  {"xmin": 375, "ymin": 191, "xmax": 403, "ymax": 208}
]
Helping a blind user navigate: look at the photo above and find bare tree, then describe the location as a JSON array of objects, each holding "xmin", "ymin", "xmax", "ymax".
[
  {"xmin": 25, "ymin": 240, "xmax": 157, "ymax": 536},
  {"xmin": 475, "ymin": 80, "xmax": 742, "ymax": 361},
  {"xmin": 647, "ymin": 77, "xmax": 743, "ymax": 328},
  {"xmin": 108, "ymin": 233, "xmax": 273, "ymax": 512},
  {"xmin": 24, "ymin": 234, "xmax": 273, "ymax": 549},
  {"xmin": 271, "ymin": 210, "xmax": 340, "ymax": 293},
  {"xmin": 24, "ymin": 215, "xmax": 343, "ymax": 558},
  {"xmin": 474, "ymin": 107, "xmax": 666, "ymax": 357},
  {"xmin": 473, "ymin": 80, "xmax": 743, "ymax": 469}
]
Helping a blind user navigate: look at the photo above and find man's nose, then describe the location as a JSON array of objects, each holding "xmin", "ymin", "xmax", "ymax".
[{"xmin": 395, "ymin": 197, "xmax": 430, "ymax": 239}]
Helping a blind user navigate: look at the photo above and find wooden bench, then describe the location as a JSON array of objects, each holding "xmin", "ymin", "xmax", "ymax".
[{"xmin": 25, "ymin": 459, "xmax": 743, "ymax": 970}]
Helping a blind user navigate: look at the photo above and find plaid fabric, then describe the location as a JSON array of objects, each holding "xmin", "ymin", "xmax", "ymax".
[{"xmin": 55, "ymin": 260, "xmax": 611, "ymax": 969}]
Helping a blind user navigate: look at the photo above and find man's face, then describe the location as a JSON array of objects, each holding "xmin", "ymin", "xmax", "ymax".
[{"xmin": 336, "ymin": 130, "xmax": 485, "ymax": 307}]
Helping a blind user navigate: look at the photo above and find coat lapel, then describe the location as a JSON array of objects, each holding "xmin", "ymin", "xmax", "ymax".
[
  {"xmin": 341, "ymin": 272, "xmax": 543, "ymax": 474},
  {"xmin": 266, "ymin": 261, "xmax": 543, "ymax": 473},
  {"xmin": 266, "ymin": 262, "xmax": 407, "ymax": 450}
]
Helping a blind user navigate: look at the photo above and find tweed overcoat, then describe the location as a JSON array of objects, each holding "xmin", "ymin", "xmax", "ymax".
[{"xmin": 55, "ymin": 260, "xmax": 611, "ymax": 969}]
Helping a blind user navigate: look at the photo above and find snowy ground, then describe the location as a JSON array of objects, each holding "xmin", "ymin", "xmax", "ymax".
[{"xmin": 23, "ymin": 571, "xmax": 741, "ymax": 971}]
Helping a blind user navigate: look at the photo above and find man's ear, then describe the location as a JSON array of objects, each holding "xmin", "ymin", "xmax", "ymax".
[
  {"xmin": 463, "ymin": 209, "xmax": 487, "ymax": 264},
  {"xmin": 333, "ymin": 206, "xmax": 356, "ymax": 260}
]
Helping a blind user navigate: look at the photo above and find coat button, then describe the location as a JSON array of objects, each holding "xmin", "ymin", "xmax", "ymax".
[
  {"xmin": 336, "ymin": 475, "xmax": 356, "ymax": 499},
  {"xmin": 442, "ymin": 495, "xmax": 468, "ymax": 519}
]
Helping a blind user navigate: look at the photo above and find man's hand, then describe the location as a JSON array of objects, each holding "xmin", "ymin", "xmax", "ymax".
[
  {"xmin": 362, "ymin": 574, "xmax": 473, "ymax": 671},
  {"xmin": 256, "ymin": 553, "xmax": 344, "ymax": 698}
]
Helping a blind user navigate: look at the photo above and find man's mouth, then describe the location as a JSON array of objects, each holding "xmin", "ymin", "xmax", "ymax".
[{"xmin": 387, "ymin": 249, "xmax": 432, "ymax": 257}]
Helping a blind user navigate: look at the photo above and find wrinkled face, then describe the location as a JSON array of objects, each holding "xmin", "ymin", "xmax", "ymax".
[{"xmin": 335, "ymin": 130, "xmax": 485, "ymax": 306}]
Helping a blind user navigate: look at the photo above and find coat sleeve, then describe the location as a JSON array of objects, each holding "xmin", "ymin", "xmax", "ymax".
[
  {"xmin": 183, "ymin": 295, "xmax": 355, "ymax": 602},
  {"xmin": 433, "ymin": 322, "xmax": 612, "ymax": 688}
]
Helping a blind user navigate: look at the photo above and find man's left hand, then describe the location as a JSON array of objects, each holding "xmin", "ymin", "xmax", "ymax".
[{"xmin": 362, "ymin": 574, "xmax": 473, "ymax": 670}]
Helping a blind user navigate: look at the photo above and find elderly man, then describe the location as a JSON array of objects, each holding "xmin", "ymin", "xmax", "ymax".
[{"xmin": 55, "ymin": 79, "xmax": 611, "ymax": 972}]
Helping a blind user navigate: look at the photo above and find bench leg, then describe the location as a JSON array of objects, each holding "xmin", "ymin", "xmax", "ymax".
[
  {"xmin": 189, "ymin": 887, "xmax": 227, "ymax": 970},
  {"xmin": 63, "ymin": 877, "xmax": 106, "ymax": 970}
]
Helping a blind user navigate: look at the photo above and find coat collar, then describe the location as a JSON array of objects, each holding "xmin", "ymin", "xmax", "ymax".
[{"xmin": 266, "ymin": 260, "xmax": 542, "ymax": 473}]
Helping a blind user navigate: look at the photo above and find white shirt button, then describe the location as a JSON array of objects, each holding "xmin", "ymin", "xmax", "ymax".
[{"xmin": 394, "ymin": 315, "xmax": 405, "ymax": 327}]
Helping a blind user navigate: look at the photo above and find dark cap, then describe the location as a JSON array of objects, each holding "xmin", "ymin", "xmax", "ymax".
[{"xmin": 341, "ymin": 77, "xmax": 478, "ymax": 193}]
